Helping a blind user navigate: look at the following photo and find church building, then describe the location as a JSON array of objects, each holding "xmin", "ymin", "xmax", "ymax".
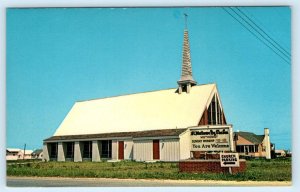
[{"xmin": 43, "ymin": 18, "xmax": 233, "ymax": 162}]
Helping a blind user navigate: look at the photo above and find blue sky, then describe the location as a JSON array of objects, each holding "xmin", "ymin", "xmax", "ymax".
[{"xmin": 6, "ymin": 7, "xmax": 291, "ymax": 150}]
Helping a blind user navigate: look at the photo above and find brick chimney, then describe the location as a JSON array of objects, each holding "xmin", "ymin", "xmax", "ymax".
[{"xmin": 264, "ymin": 128, "xmax": 271, "ymax": 159}]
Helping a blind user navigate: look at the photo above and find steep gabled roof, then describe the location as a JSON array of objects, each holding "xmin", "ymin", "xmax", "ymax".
[
  {"xmin": 53, "ymin": 84, "xmax": 218, "ymax": 136},
  {"xmin": 235, "ymin": 131, "xmax": 265, "ymax": 144}
]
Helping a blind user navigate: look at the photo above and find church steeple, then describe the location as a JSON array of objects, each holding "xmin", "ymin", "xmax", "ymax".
[{"xmin": 177, "ymin": 14, "xmax": 197, "ymax": 94}]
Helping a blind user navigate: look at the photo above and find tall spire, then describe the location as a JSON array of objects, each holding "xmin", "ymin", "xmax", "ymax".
[{"xmin": 177, "ymin": 14, "xmax": 197, "ymax": 94}]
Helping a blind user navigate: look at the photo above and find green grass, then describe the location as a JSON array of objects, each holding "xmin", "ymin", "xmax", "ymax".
[
  {"xmin": 7, "ymin": 159, "xmax": 42, "ymax": 163},
  {"xmin": 7, "ymin": 159, "xmax": 291, "ymax": 181}
]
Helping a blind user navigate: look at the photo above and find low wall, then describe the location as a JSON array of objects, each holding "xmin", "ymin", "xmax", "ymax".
[
  {"xmin": 192, "ymin": 152, "xmax": 220, "ymax": 159},
  {"xmin": 179, "ymin": 159, "xmax": 246, "ymax": 174}
]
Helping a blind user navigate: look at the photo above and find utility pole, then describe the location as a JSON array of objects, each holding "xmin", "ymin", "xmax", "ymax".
[{"xmin": 23, "ymin": 143, "xmax": 26, "ymax": 160}]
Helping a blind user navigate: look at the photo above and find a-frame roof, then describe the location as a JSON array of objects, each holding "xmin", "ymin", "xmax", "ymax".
[
  {"xmin": 53, "ymin": 83, "xmax": 220, "ymax": 136},
  {"xmin": 235, "ymin": 131, "xmax": 265, "ymax": 144}
]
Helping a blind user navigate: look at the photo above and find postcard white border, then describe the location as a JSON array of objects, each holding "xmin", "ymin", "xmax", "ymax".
[{"xmin": 0, "ymin": 1, "xmax": 298, "ymax": 192}]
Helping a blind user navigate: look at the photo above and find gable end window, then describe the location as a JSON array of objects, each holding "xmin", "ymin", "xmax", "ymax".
[{"xmin": 207, "ymin": 94, "xmax": 223, "ymax": 125}]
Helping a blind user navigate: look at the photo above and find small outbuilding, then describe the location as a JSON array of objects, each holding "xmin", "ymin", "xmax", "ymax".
[
  {"xmin": 6, "ymin": 148, "xmax": 21, "ymax": 161},
  {"xmin": 32, "ymin": 149, "xmax": 43, "ymax": 159},
  {"xmin": 6, "ymin": 148, "xmax": 33, "ymax": 160},
  {"xmin": 275, "ymin": 150, "xmax": 286, "ymax": 157}
]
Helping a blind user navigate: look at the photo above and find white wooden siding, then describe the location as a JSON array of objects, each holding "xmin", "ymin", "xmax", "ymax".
[
  {"xmin": 160, "ymin": 139, "xmax": 180, "ymax": 161},
  {"xmin": 111, "ymin": 140, "xmax": 118, "ymax": 160},
  {"xmin": 179, "ymin": 130, "xmax": 191, "ymax": 160},
  {"xmin": 124, "ymin": 140, "xmax": 133, "ymax": 160},
  {"xmin": 43, "ymin": 144, "xmax": 49, "ymax": 161},
  {"xmin": 133, "ymin": 140, "xmax": 153, "ymax": 161}
]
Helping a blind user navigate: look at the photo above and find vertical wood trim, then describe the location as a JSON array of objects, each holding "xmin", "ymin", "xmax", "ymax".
[
  {"xmin": 204, "ymin": 107, "xmax": 208, "ymax": 124},
  {"xmin": 198, "ymin": 108, "xmax": 208, "ymax": 125},
  {"xmin": 222, "ymin": 111, "xmax": 227, "ymax": 125}
]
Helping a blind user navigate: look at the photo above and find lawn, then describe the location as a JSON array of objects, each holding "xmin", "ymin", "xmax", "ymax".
[{"xmin": 7, "ymin": 158, "xmax": 291, "ymax": 181}]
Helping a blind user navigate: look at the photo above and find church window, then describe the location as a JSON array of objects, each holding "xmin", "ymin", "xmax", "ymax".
[
  {"xmin": 101, "ymin": 140, "xmax": 112, "ymax": 159},
  {"xmin": 49, "ymin": 143, "xmax": 58, "ymax": 159},
  {"xmin": 65, "ymin": 142, "xmax": 74, "ymax": 159},
  {"xmin": 207, "ymin": 94, "xmax": 223, "ymax": 125},
  {"xmin": 82, "ymin": 141, "xmax": 92, "ymax": 159}
]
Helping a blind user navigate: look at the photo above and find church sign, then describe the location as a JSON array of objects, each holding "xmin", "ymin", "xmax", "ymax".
[
  {"xmin": 220, "ymin": 153, "xmax": 240, "ymax": 167},
  {"xmin": 190, "ymin": 127, "xmax": 231, "ymax": 151}
]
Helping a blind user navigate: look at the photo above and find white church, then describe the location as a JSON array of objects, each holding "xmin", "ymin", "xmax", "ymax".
[{"xmin": 43, "ymin": 17, "xmax": 234, "ymax": 162}]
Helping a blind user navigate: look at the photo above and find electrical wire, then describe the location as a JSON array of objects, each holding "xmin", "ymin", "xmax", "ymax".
[
  {"xmin": 222, "ymin": 7, "xmax": 290, "ymax": 65},
  {"xmin": 230, "ymin": 7, "xmax": 290, "ymax": 60},
  {"xmin": 236, "ymin": 7, "xmax": 291, "ymax": 57}
]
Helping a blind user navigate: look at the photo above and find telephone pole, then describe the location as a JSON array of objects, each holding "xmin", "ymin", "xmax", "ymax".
[{"xmin": 23, "ymin": 143, "xmax": 26, "ymax": 160}]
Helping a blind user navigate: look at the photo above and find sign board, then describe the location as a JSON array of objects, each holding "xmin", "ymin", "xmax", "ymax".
[
  {"xmin": 190, "ymin": 128, "xmax": 231, "ymax": 151},
  {"xmin": 220, "ymin": 153, "xmax": 240, "ymax": 167}
]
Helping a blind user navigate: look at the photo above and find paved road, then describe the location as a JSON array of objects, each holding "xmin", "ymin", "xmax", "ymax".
[{"xmin": 6, "ymin": 177, "xmax": 291, "ymax": 187}]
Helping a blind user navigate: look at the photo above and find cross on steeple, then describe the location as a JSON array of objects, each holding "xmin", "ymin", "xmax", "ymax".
[
  {"xmin": 184, "ymin": 13, "xmax": 188, "ymax": 29},
  {"xmin": 177, "ymin": 14, "xmax": 197, "ymax": 94}
]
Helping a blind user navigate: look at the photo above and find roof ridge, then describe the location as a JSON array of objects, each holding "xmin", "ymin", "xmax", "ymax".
[
  {"xmin": 76, "ymin": 83, "xmax": 216, "ymax": 103},
  {"xmin": 236, "ymin": 131, "xmax": 265, "ymax": 144},
  {"xmin": 236, "ymin": 131, "xmax": 264, "ymax": 136}
]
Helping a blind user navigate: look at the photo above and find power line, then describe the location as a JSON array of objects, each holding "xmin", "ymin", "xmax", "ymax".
[
  {"xmin": 230, "ymin": 7, "xmax": 290, "ymax": 60},
  {"xmin": 241, "ymin": 7, "xmax": 291, "ymax": 55},
  {"xmin": 222, "ymin": 7, "xmax": 290, "ymax": 65},
  {"xmin": 227, "ymin": 7, "xmax": 290, "ymax": 64},
  {"xmin": 236, "ymin": 7, "xmax": 291, "ymax": 57}
]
